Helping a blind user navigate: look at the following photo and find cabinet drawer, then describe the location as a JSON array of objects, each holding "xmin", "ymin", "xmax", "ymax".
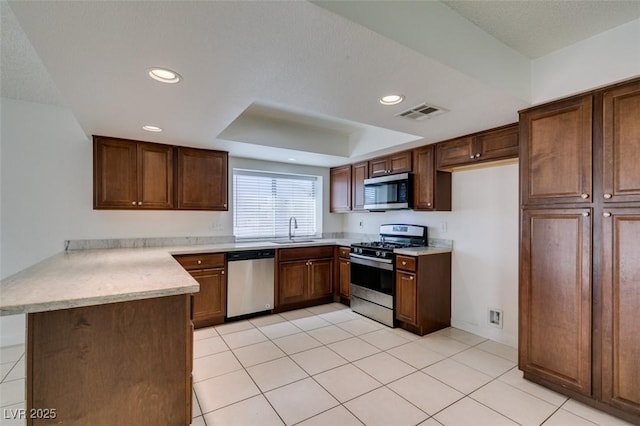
[
  {"xmin": 338, "ymin": 247, "xmax": 351, "ymax": 258},
  {"xmin": 396, "ymin": 255, "xmax": 417, "ymax": 272},
  {"xmin": 174, "ymin": 253, "xmax": 225, "ymax": 270},
  {"xmin": 278, "ymin": 246, "xmax": 335, "ymax": 262}
]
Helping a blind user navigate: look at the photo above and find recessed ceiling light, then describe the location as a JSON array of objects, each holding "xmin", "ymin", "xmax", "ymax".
[
  {"xmin": 142, "ymin": 125, "xmax": 163, "ymax": 132},
  {"xmin": 147, "ymin": 68, "xmax": 182, "ymax": 83},
  {"xmin": 379, "ymin": 94, "xmax": 404, "ymax": 106},
  {"xmin": 288, "ymin": 158, "xmax": 297, "ymax": 162}
]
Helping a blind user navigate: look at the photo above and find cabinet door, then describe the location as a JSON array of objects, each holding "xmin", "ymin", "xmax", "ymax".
[
  {"xmin": 413, "ymin": 145, "xmax": 435, "ymax": 210},
  {"xmin": 602, "ymin": 80, "xmax": 640, "ymax": 203},
  {"xmin": 278, "ymin": 261, "xmax": 308, "ymax": 305},
  {"xmin": 369, "ymin": 157, "xmax": 389, "ymax": 178},
  {"xmin": 520, "ymin": 95, "xmax": 593, "ymax": 205},
  {"xmin": 476, "ymin": 124, "xmax": 519, "ymax": 162},
  {"xmin": 137, "ymin": 142, "xmax": 174, "ymax": 209},
  {"xmin": 94, "ymin": 137, "xmax": 137, "ymax": 209},
  {"xmin": 352, "ymin": 161, "xmax": 369, "ymax": 211},
  {"xmin": 601, "ymin": 209, "xmax": 640, "ymax": 415},
  {"xmin": 519, "ymin": 209, "xmax": 592, "ymax": 396},
  {"xmin": 330, "ymin": 165, "xmax": 351, "ymax": 212},
  {"xmin": 338, "ymin": 257, "xmax": 350, "ymax": 299},
  {"xmin": 309, "ymin": 259, "xmax": 333, "ymax": 299},
  {"xmin": 435, "ymin": 136, "xmax": 475, "ymax": 169},
  {"xmin": 395, "ymin": 270, "xmax": 417, "ymax": 325},
  {"xmin": 389, "ymin": 151, "xmax": 412, "ymax": 174},
  {"xmin": 178, "ymin": 148, "xmax": 228, "ymax": 210},
  {"xmin": 190, "ymin": 268, "xmax": 226, "ymax": 327}
]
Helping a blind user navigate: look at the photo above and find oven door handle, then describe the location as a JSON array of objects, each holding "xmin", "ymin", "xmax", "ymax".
[{"xmin": 349, "ymin": 253, "xmax": 394, "ymax": 271}]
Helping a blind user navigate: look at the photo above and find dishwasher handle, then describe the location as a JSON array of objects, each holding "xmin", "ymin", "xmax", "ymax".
[{"xmin": 227, "ymin": 249, "xmax": 275, "ymax": 261}]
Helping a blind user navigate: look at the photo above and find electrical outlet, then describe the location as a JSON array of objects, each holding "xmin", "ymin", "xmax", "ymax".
[
  {"xmin": 440, "ymin": 221, "xmax": 448, "ymax": 233},
  {"xmin": 488, "ymin": 308, "xmax": 503, "ymax": 328}
]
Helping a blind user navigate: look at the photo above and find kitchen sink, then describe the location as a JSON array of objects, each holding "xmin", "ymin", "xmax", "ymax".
[{"xmin": 271, "ymin": 239, "xmax": 318, "ymax": 244}]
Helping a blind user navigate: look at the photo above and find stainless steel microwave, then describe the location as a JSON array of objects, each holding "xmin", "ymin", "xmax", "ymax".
[{"xmin": 363, "ymin": 173, "xmax": 413, "ymax": 210}]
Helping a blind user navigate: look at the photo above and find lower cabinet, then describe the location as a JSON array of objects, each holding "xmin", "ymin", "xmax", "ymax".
[
  {"xmin": 276, "ymin": 246, "xmax": 334, "ymax": 310},
  {"xmin": 173, "ymin": 253, "xmax": 226, "ymax": 328},
  {"xmin": 394, "ymin": 253, "xmax": 451, "ymax": 336},
  {"xmin": 337, "ymin": 247, "xmax": 351, "ymax": 301},
  {"xmin": 601, "ymin": 208, "xmax": 640, "ymax": 416}
]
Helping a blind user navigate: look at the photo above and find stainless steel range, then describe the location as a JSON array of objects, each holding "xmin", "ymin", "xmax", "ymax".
[{"xmin": 350, "ymin": 224, "xmax": 428, "ymax": 327}]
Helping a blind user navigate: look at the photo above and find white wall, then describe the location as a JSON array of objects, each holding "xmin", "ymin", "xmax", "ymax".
[
  {"xmin": 0, "ymin": 97, "xmax": 343, "ymax": 346},
  {"xmin": 344, "ymin": 163, "xmax": 519, "ymax": 347},
  {"xmin": 532, "ymin": 18, "xmax": 640, "ymax": 104}
]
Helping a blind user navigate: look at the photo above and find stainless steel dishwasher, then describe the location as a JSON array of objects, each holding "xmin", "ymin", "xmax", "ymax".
[{"xmin": 226, "ymin": 249, "xmax": 275, "ymax": 318}]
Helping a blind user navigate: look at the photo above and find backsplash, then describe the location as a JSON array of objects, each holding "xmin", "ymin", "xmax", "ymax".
[{"xmin": 65, "ymin": 233, "xmax": 453, "ymax": 250}]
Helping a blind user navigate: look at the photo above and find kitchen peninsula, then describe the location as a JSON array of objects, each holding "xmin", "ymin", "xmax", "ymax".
[{"xmin": 0, "ymin": 248, "xmax": 198, "ymax": 426}]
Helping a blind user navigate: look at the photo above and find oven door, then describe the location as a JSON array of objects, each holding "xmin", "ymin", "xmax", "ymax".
[{"xmin": 349, "ymin": 253, "xmax": 394, "ymax": 296}]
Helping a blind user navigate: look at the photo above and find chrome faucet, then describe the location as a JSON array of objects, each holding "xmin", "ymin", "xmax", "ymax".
[{"xmin": 288, "ymin": 216, "xmax": 298, "ymax": 240}]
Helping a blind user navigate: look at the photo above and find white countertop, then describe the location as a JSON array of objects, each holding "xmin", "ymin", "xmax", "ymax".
[{"xmin": 0, "ymin": 238, "xmax": 449, "ymax": 316}]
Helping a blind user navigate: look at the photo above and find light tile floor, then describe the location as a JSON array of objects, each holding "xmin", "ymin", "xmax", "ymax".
[{"xmin": 0, "ymin": 303, "xmax": 636, "ymax": 426}]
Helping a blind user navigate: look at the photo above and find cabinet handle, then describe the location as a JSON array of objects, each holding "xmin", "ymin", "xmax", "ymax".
[
  {"xmin": 131, "ymin": 201, "xmax": 136, "ymax": 205},
  {"xmin": 475, "ymin": 153, "xmax": 481, "ymax": 158},
  {"xmin": 582, "ymin": 212, "xmax": 589, "ymax": 217},
  {"xmin": 580, "ymin": 193, "xmax": 589, "ymax": 199},
  {"xmin": 197, "ymin": 260, "xmax": 202, "ymax": 265},
  {"xmin": 409, "ymin": 276, "xmax": 414, "ymax": 280},
  {"xmin": 402, "ymin": 261, "xmax": 407, "ymax": 266},
  {"xmin": 221, "ymin": 271, "xmax": 225, "ymax": 275},
  {"xmin": 469, "ymin": 155, "xmax": 475, "ymax": 159},
  {"xmin": 224, "ymin": 203, "xmax": 227, "ymax": 208},
  {"xmin": 603, "ymin": 193, "xmax": 612, "ymax": 199},
  {"xmin": 427, "ymin": 202, "xmax": 432, "ymax": 207},
  {"xmin": 138, "ymin": 201, "xmax": 143, "ymax": 206},
  {"xmin": 603, "ymin": 212, "xmax": 612, "ymax": 217}
]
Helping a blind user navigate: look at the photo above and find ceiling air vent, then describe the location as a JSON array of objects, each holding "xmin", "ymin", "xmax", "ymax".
[{"xmin": 396, "ymin": 103, "xmax": 447, "ymax": 121}]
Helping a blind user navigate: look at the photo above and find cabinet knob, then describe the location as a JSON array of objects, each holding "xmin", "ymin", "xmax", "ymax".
[
  {"xmin": 469, "ymin": 155, "xmax": 475, "ymax": 159},
  {"xmin": 409, "ymin": 276, "xmax": 414, "ymax": 280},
  {"xmin": 346, "ymin": 261, "xmax": 349, "ymax": 265},
  {"xmin": 138, "ymin": 201, "xmax": 142, "ymax": 205},
  {"xmin": 197, "ymin": 260, "xmax": 202, "ymax": 265},
  {"xmin": 603, "ymin": 193, "xmax": 612, "ymax": 199},
  {"xmin": 475, "ymin": 153, "xmax": 481, "ymax": 158},
  {"xmin": 224, "ymin": 203, "xmax": 228, "ymax": 208},
  {"xmin": 221, "ymin": 270, "xmax": 225, "ymax": 275},
  {"xmin": 603, "ymin": 212, "xmax": 612, "ymax": 217},
  {"xmin": 402, "ymin": 261, "xmax": 407, "ymax": 266},
  {"xmin": 580, "ymin": 193, "xmax": 589, "ymax": 199},
  {"xmin": 582, "ymin": 212, "xmax": 590, "ymax": 217},
  {"xmin": 131, "ymin": 201, "xmax": 136, "ymax": 205},
  {"xmin": 427, "ymin": 202, "xmax": 432, "ymax": 207}
]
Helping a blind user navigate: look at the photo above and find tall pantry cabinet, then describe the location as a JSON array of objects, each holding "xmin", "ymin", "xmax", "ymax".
[{"xmin": 519, "ymin": 78, "xmax": 640, "ymax": 423}]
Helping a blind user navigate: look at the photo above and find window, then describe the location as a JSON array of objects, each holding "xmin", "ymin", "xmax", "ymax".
[{"xmin": 233, "ymin": 169, "xmax": 320, "ymax": 239}]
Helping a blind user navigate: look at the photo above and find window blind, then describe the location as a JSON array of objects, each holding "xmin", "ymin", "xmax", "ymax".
[{"xmin": 233, "ymin": 169, "xmax": 318, "ymax": 239}]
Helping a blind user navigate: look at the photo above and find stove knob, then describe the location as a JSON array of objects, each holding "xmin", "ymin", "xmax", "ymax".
[{"xmin": 376, "ymin": 251, "xmax": 381, "ymax": 257}]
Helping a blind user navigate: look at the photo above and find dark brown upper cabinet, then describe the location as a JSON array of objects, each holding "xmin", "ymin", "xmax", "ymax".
[
  {"xmin": 351, "ymin": 161, "xmax": 369, "ymax": 211},
  {"xmin": 177, "ymin": 147, "xmax": 228, "ymax": 210},
  {"xmin": 94, "ymin": 136, "xmax": 174, "ymax": 209},
  {"xmin": 436, "ymin": 123, "xmax": 519, "ymax": 170},
  {"xmin": 519, "ymin": 96, "xmax": 593, "ymax": 206},
  {"xmin": 412, "ymin": 145, "xmax": 451, "ymax": 211},
  {"xmin": 329, "ymin": 165, "xmax": 351, "ymax": 213},
  {"xmin": 94, "ymin": 136, "xmax": 228, "ymax": 211},
  {"xmin": 369, "ymin": 150, "xmax": 412, "ymax": 178}
]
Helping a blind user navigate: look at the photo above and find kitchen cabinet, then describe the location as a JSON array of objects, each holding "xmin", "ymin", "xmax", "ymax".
[
  {"xmin": 601, "ymin": 208, "xmax": 640, "ymax": 416},
  {"xmin": 330, "ymin": 165, "xmax": 352, "ymax": 212},
  {"xmin": 174, "ymin": 253, "xmax": 226, "ymax": 328},
  {"xmin": 351, "ymin": 161, "xmax": 369, "ymax": 211},
  {"xmin": 94, "ymin": 136, "xmax": 174, "ymax": 209},
  {"xmin": 436, "ymin": 123, "xmax": 519, "ymax": 170},
  {"xmin": 337, "ymin": 246, "xmax": 350, "ymax": 301},
  {"xmin": 276, "ymin": 246, "xmax": 334, "ymax": 310},
  {"xmin": 412, "ymin": 145, "xmax": 451, "ymax": 211},
  {"xmin": 394, "ymin": 253, "xmax": 451, "ymax": 336},
  {"xmin": 518, "ymin": 77, "xmax": 640, "ymax": 424},
  {"xmin": 177, "ymin": 147, "xmax": 228, "ymax": 210},
  {"xmin": 519, "ymin": 209, "xmax": 592, "ymax": 396},
  {"xmin": 520, "ymin": 96, "xmax": 592, "ymax": 206},
  {"xmin": 602, "ymin": 80, "xmax": 640, "ymax": 204},
  {"xmin": 369, "ymin": 150, "xmax": 412, "ymax": 178}
]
